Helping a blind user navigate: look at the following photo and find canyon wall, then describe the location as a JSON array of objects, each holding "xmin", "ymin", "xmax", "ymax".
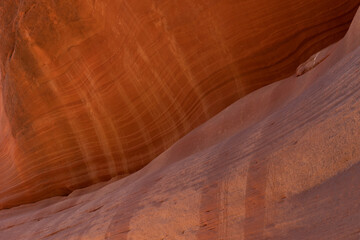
[
  {"xmin": 0, "ymin": 0, "xmax": 359, "ymax": 209},
  {"xmin": 1, "ymin": 7, "xmax": 360, "ymax": 239}
]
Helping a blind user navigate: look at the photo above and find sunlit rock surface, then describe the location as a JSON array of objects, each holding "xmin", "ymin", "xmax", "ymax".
[{"xmin": 0, "ymin": 4, "xmax": 360, "ymax": 239}]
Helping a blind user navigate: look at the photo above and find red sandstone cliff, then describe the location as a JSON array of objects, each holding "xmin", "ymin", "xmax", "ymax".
[
  {"xmin": 1, "ymin": 0, "xmax": 359, "ymax": 210},
  {"xmin": 1, "ymin": 7, "xmax": 360, "ymax": 238},
  {"xmin": 1, "ymin": 1, "xmax": 360, "ymax": 239}
]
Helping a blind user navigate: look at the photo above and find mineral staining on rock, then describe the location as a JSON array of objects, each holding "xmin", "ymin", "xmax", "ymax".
[
  {"xmin": 1, "ymin": 0, "xmax": 359, "ymax": 210},
  {"xmin": 1, "ymin": 1, "xmax": 360, "ymax": 240}
]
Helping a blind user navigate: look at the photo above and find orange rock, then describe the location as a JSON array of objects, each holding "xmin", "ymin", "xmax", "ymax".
[
  {"xmin": 1, "ymin": 7, "xmax": 360, "ymax": 239},
  {"xmin": 0, "ymin": 0, "xmax": 359, "ymax": 210}
]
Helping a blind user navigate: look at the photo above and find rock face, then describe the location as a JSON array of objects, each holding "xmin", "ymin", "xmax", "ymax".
[
  {"xmin": 1, "ymin": 0, "xmax": 359, "ymax": 210},
  {"xmin": 1, "ymin": 7, "xmax": 360, "ymax": 239}
]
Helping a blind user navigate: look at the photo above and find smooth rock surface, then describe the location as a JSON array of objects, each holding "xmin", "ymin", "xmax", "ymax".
[
  {"xmin": 0, "ymin": 6, "xmax": 360, "ymax": 239},
  {"xmin": 1, "ymin": 0, "xmax": 360, "ymax": 209}
]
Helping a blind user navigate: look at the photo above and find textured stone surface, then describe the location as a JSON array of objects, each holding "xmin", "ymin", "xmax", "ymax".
[
  {"xmin": 1, "ymin": 0, "xmax": 360, "ymax": 210},
  {"xmin": 0, "ymin": 7, "xmax": 360, "ymax": 239}
]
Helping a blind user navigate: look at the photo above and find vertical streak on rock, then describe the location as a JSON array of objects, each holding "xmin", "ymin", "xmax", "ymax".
[
  {"xmin": 105, "ymin": 173, "xmax": 158, "ymax": 240},
  {"xmin": 244, "ymin": 158, "xmax": 269, "ymax": 240},
  {"xmin": 69, "ymin": 49, "xmax": 129, "ymax": 176},
  {"xmin": 72, "ymin": 57, "xmax": 118, "ymax": 178},
  {"xmin": 195, "ymin": 0, "xmax": 245, "ymax": 98},
  {"xmin": 196, "ymin": 148, "xmax": 234, "ymax": 239},
  {"xmin": 218, "ymin": 177, "xmax": 230, "ymax": 239},
  {"xmin": 59, "ymin": 71, "xmax": 101, "ymax": 184},
  {"xmin": 149, "ymin": 2, "xmax": 210, "ymax": 119},
  {"xmin": 196, "ymin": 182, "xmax": 221, "ymax": 239},
  {"xmin": 113, "ymin": 81, "xmax": 155, "ymax": 169},
  {"xmin": 136, "ymin": 44, "xmax": 187, "ymax": 138},
  {"xmin": 126, "ymin": 62, "xmax": 165, "ymax": 145}
]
